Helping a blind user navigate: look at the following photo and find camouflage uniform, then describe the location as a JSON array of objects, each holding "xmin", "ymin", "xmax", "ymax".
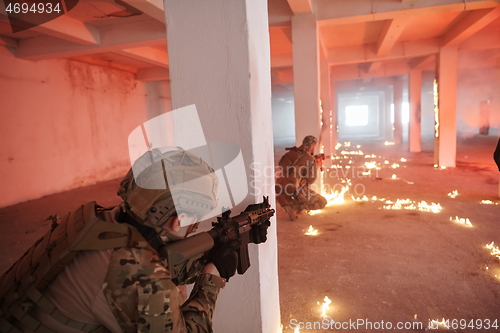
[
  {"xmin": 102, "ymin": 238, "xmax": 224, "ymax": 333},
  {"xmin": 276, "ymin": 138, "xmax": 327, "ymax": 213},
  {"xmin": 0, "ymin": 206, "xmax": 225, "ymax": 333}
]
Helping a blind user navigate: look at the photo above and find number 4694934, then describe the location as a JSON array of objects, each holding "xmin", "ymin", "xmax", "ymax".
[{"xmin": 5, "ymin": 2, "xmax": 61, "ymax": 14}]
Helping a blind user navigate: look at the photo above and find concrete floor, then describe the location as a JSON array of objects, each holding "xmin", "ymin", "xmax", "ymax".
[
  {"xmin": 1, "ymin": 135, "xmax": 499, "ymax": 333},
  {"xmin": 276, "ymin": 135, "xmax": 500, "ymax": 333}
]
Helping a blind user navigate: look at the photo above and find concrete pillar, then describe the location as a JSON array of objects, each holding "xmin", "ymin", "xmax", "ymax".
[
  {"xmin": 436, "ymin": 46, "xmax": 458, "ymax": 167},
  {"xmin": 320, "ymin": 59, "xmax": 332, "ymax": 165},
  {"xmin": 393, "ymin": 78, "xmax": 403, "ymax": 145},
  {"xmin": 384, "ymin": 87, "xmax": 393, "ymax": 141},
  {"xmin": 408, "ymin": 69, "xmax": 422, "ymax": 152},
  {"xmin": 292, "ymin": 13, "xmax": 321, "ymax": 147},
  {"xmin": 163, "ymin": 1, "xmax": 280, "ymax": 332},
  {"xmin": 331, "ymin": 81, "xmax": 338, "ymax": 149}
]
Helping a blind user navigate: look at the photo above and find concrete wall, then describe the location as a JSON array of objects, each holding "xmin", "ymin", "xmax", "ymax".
[
  {"xmin": 0, "ymin": 47, "xmax": 169, "ymax": 208},
  {"xmin": 457, "ymin": 67, "xmax": 500, "ymax": 137},
  {"xmin": 421, "ymin": 79, "xmax": 436, "ymax": 138},
  {"xmin": 420, "ymin": 67, "xmax": 500, "ymax": 140},
  {"xmin": 271, "ymin": 97, "xmax": 295, "ymax": 140}
]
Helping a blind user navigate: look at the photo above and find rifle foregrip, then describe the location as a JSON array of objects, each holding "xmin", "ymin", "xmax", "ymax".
[{"xmin": 237, "ymin": 244, "xmax": 250, "ymax": 275}]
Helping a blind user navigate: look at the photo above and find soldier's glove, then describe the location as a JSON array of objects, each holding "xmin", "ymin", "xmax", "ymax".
[{"xmin": 208, "ymin": 245, "xmax": 238, "ymax": 281}]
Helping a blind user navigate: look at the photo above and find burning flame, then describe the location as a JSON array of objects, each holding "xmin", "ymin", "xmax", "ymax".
[
  {"xmin": 352, "ymin": 195, "xmax": 381, "ymax": 202},
  {"xmin": 486, "ymin": 242, "xmax": 500, "ymax": 260},
  {"xmin": 305, "ymin": 225, "xmax": 319, "ymax": 235},
  {"xmin": 335, "ymin": 143, "xmax": 342, "ymax": 149},
  {"xmin": 447, "ymin": 190, "xmax": 459, "ymax": 198},
  {"xmin": 383, "ymin": 199, "xmax": 442, "ymax": 213},
  {"xmin": 480, "ymin": 200, "xmax": 499, "ymax": 205},
  {"xmin": 428, "ymin": 319, "xmax": 450, "ymax": 330},
  {"xmin": 364, "ymin": 161, "xmax": 378, "ymax": 169},
  {"xmin": 450, "ymin": 216, "xmax": 473, "ymax": 227},
  {"xmin": 319, "ymin": 296, "xmax": 332, "ymax": 318},
  {"xmin": 391, "ymin": 163, "xmax": 400, "ymax": 169},
  {"xmin": 323, "ymin": 185, "xmax": 349, "ymax": 206},
  {"xmin": 353, "ymin": 195, "xmax": 369, "ymax": 202},
  {"xmin": 341, "ymin": 150, "xmax": 363, "ymax": 155},
  {"xmin": 391, "ymin": 174, "xmax": 397, "ymax": 179},
  {"xmin": 417, "ymin": 201, "xmax": 442, "ymax": 213},
  {"xmin": 400, "ymin": 158, "xmax": 407, "ymax": 162}
]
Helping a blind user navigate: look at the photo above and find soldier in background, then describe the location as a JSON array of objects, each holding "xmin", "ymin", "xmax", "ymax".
[
  {"xmin": 0, "ymin": 148, "xmax": 238, "ymax": 333},
  {"xmin": 276, "ymin": 135, "xmax": 327, "ymax": 221}
]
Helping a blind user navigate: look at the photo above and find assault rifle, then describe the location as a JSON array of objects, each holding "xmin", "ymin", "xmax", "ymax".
[
  {"xmin": 159, "ymin": 197, "xmax": 275, "ymax": 282},
  {"xmin": 313, "ymin": 153, "xmax": 330, "ymax": 161},
  {"xmin": 313, "ymin": 153, "xmax": 330, "ymax": 171}
]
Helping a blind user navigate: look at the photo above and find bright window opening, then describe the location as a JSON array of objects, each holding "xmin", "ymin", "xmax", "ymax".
[
  {"xmin": 390, "ymin": 103, "xmax": 410, "ymax": 124},
  {"xmin": 345, "ymin": 105, "xmax": 369, "ymax": 126}
]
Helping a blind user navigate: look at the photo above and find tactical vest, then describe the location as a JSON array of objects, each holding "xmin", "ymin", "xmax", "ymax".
[
  {"xmin": 277, "ymin": 147, "xmax": 313, "ymax": 186},
  {"xmin": 0, "ymin": 202, "xmax": 147, "ymax": 333}
]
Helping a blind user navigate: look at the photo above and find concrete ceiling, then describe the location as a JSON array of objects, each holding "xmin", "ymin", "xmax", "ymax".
[{"xmin": 1, "ymin": 0, "xmax": 499, "ymax": 84}]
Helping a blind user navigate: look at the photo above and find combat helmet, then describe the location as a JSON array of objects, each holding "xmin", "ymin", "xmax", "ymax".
[
  {"xmin": 118, "ymin": 147, "xmax": 219, "ymax": 237},
  {"xmin": 300, "ymin": 135, "xmax": 318, "ymax": 152}
]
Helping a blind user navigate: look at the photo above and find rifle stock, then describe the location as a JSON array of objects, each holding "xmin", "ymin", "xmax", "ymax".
[{"xmin": 159, "ymin": 196, "xmax": 275, "ymax": 282}]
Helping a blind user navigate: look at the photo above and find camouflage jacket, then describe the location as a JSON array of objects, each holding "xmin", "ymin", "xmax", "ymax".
[
  {"xmin": 103, "ymin": 243, "xmax": 225, "ymax": 333},
  {"xmin": 0, "ymin": 204, "xmax": 225, "ymax": 333}
]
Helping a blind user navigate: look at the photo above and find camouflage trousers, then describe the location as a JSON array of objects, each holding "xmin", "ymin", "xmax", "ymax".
[{"xmin": 276, "ymin": 185, "xmax": 327, "ymax": 211}]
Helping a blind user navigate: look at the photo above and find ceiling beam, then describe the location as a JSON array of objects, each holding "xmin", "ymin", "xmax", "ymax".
[
  {"xmin": 0, "ymin": 35, "xmax": 17, "ymax": 48},
  {"xmin": 136, "ymin": 66, "xmax": 169, "ymax": 81},
  {"xmin": 16, "ymin": 20, "xmax": 166, "ymax": 61},
  {"xmin": 328, "ymin": 38, "xmax": 441, "ymax": 66},
  {"xmin": 376, "ymin": 17, "xmax": 409, "ymax": 55},
  {"xmin": 31, "ymin": 15, "xmax": 100, "ymax": 45},
  {"xmin": 368, "ymin": 62, "xmax": 383, "ymax": 73},
  {"xmin": 408, "ymin": 55, "xmax": 435, "ymax": 69},
  {"xmin": 319, "ymin": 32, "xmax": 328, "ymax": 60},
  {"xmin": 331, "ymin": 61, "xmax": 411, "ymax": 81},
  {"xmin": 459, "ymin": 30, "xmax": 500, "ymax": 50},
  {"xmin": 286, "ymin": 0, "xmax": 312, "ymax": 14},
  {"xmin": 316, "ymin": 0, "xmax": 498, "ymax": 25},
  {"xmin": 0, "ymin": 13, "xmax": 99, "ymax": 45},
  {"xmin": 442, "ymin": 6, "xmax": 500, "ymax": 46},
  {"xmin": 121, "ymin": 0, "xmax": 165, "ymax": 22},
  {"xmin": 271, "ymin": 67, "xmax": 294, "ymax": 84},
  {"xmin": 271, "ymin": 52, "xmax": 293, "ymax": 68},
  {"xmin": 116, "ymin": 46, "xmax": 168, "ymax": 68}
]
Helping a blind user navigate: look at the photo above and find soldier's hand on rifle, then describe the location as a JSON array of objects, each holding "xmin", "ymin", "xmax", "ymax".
[
  {"xmin": 208, "ymin": 243, "xmax": 238, "ymax": 281},
  {"xmin": 315, "ymin": 157, "xmax": 323, "ymax": 170}
]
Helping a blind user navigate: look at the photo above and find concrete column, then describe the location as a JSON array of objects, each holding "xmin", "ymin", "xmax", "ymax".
[
  {"xmin": 292, "ymin": 13, "xmax": 321, "ymax": 147},
  {"xmin": 436, "ymin": 46, "xmax": 458, "ymax": 167},
  {"xmin": 408, "ymin": 69, "xmax": 422, "ymax": 152},
  {"xmin": 163, "ymin": 1, "xmax": 280, "ymax": 332},
  {"xmin": 384, "ymin": 87, "xmax": 393, "ymax": 141},
  {"xmin": 320, "ymin": 59, "xmax": 332, "ymax": 165},
  {"xmin": 393, "ymin": 78, "xmax": 403, "ymax": 145},
  {"xmin": 331, "ymin": 81, "xmax": 338, "ymax": 149}
]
